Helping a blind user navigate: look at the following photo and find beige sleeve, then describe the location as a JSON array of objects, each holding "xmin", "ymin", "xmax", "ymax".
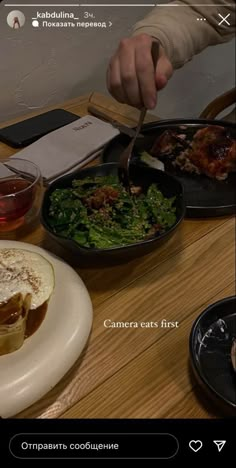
[{"xmin": 132, "ymin": 0, "xmax": 235, "ymax": 69}]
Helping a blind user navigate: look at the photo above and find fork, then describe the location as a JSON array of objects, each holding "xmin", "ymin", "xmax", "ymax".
[{"xmin": 118, "ymin": 41, "xmax": 160, "ymax": 192}]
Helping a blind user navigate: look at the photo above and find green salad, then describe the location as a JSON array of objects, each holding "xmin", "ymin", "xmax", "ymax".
[{"xmin": 48, "ymin": 175, "xmax": 177, "ymax": 249}]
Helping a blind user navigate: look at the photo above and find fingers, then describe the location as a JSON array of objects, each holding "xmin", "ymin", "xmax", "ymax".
[
  {"xmin": 107, "ymin": 57, "xmax": 126, "ymax": 104},
  {"xmin": 135, "ymin": 35, "xmax": 157, "ymax": 109},
  {"xmin": 107, "ymin": 34, "xmax": 173, "ymax": 109},
  {"xmin": 119, "ymin": 39, "xmax": 141, "ymax": 108},
  {"xmin": 155, "ymin": 47, "xmax": 173, "ymax": 90},
  {"xmin": 107, "ymin": 38, "xmax": 143, "ymax": 108}
]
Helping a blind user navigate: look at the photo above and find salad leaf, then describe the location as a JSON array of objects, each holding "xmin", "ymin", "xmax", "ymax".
[{"xmin": 48, "ymin": 175, "xmax": 176, "ymax": 248}]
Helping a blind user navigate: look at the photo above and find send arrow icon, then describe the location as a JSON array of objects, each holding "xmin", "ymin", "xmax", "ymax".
[{"xmin": 213, "ymin": 441, "xmax": 226, "ymax": 452}]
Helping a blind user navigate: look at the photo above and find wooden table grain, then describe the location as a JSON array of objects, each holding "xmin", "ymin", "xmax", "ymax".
[{"xmin": 0, "ymin": 92, "xmax": 235, "ymax": 419}]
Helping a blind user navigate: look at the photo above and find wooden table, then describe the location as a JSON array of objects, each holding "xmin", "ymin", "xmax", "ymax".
[{"xmin": 0, "ymin": 92, "xmax": 235, "ymax": 419}]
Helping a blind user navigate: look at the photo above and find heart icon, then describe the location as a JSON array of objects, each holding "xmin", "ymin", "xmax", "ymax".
[{"xmin": 189, "ymin": 440, "xmax": 203, "ymax": 452}]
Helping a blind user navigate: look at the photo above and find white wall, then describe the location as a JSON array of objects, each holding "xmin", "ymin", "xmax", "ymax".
[{"xmin": 0, "ymin": 0, "xmax": 235, "ymax": 123}]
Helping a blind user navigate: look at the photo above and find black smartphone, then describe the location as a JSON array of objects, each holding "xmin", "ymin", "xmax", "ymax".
[{"xmin": 0, "ymin": 109, "xmax": 80, "ymax": 148}]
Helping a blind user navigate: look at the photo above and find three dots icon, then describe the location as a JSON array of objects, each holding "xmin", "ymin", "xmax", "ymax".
[{"xmin": 197, "ymin": 18, "xmax": 206, "ymax": 21}]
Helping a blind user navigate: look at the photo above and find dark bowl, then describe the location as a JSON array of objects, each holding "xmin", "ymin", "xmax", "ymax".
[
  {"xmin": 102, "ymin": 119, "xmax": 236, "ymax": 218},
  {"xmin": 189, "ymin": 296, "xmax": 236, "ymax": 415},
  {"xmin": 41, "ymin": 163, "xmax": 185, "ymax": 266}
]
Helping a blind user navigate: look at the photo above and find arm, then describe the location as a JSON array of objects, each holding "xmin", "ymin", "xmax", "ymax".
[
  {"xmin": 107, "ymin": 0, "xmax": 235, "ymax": 109},
  {"xmin": 133, "ymin": 0, "xmax": 235, "ymax": 69}
]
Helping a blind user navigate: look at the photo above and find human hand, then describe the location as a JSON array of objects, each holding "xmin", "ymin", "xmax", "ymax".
[{"xmin": 107, "ymin": 34, "xmax": 173, "ymax": 109}]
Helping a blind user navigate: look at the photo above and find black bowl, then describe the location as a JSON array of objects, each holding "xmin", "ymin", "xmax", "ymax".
[
  {"xmin": 41, "ymin": 163, "xmax": 185, "ymax": 266},
  {"xmin": 189, "ymin": 296, "xmax": 236, "ymax": 415},
  {"xmin": 102, "ymin": 119, "xmax": 236, "ymax": 218}
]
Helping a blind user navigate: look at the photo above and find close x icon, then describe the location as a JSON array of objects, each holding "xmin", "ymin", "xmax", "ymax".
[{"xmin": 218, "ymin": 13, "xmax": 231, "ymax": 26}]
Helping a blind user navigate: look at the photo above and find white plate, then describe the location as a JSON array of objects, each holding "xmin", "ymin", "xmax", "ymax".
[{"xmin": 0, "ymin": 240, "xmax": 93, "ymax": 418}]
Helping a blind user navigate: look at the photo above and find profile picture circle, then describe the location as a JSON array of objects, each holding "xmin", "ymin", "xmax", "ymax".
[{"xmin": 7, "ymin": 10, "xmax": 26, "ymax": 29}]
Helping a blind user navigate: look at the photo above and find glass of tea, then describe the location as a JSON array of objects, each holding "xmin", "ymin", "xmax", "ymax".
[{"xmin": 0, "ymin": 158, "xmax": 43, "ymax": 233}]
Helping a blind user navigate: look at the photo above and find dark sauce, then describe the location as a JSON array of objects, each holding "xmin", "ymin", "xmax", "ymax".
[
  {"xmin": 0, "ymin": 293, "xmax": 23, "ymax": 325},
  {"xmin": 0, "ymin": 299, "xmax": 48, "ymax": 336},
  {"xmin": 25, "ymin": 302, "xmax": 48, "ymax": 338},
  {"xmin": 0, "ymin": 306, "xmax": 18, "ymax": 325}
]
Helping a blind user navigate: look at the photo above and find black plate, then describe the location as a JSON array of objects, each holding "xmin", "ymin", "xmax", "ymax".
[
  {"xmin": 102, "ymin": 119, "xmax": 236, "ymax": 217},
  {"xmin": 41, "ymin": 162, "xmax": 185, "ymax": 266},
  {"xmin": 189, "ymin": 296, "xmax": 236, "ymax": 414}
]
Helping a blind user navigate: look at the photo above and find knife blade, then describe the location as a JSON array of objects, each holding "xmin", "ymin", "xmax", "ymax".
[{"xmin": 87, "ymin": 105, "xmax": 144, "ymax": 139}]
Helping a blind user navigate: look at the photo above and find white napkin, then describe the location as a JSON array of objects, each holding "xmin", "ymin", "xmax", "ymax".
[{"xmin": 10, "ymin": 115, "xmax": 119, "ymax": 182}]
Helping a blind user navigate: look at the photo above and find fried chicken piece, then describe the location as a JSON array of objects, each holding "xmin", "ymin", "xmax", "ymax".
[
  {"xmin": 151, "ymin": 125, "xmax": 236, "ymax": 180},
  {"xmin": 187, "ymin": 126, "xmax": 236, "ymax": 180}
]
